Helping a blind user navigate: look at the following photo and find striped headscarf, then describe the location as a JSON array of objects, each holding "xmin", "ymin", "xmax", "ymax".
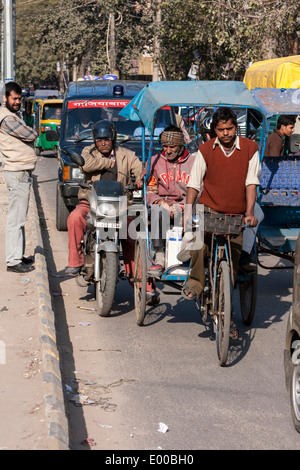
[{"xmin": 160, "ymin": 129, "xmax": 185, "ymax": 146}]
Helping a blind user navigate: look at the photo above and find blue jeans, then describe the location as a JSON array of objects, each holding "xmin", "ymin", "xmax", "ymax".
[{"xmin": 4, "ymin": 170, "xmax": 32, "ymax": 266}]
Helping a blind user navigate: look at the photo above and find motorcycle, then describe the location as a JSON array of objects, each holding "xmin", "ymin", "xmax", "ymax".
[{"xmin": 69, "ymin": 152, "xmax": 142, "ymax": 317}]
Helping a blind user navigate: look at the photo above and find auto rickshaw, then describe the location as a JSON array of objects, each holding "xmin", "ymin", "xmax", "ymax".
[
  {"xmin": 34, "ymin": 99, "xmax": 63, "ymax": 155},
  {"xmin": 23, "ymin": 96, "xmax": 35, "ymax": 127}
]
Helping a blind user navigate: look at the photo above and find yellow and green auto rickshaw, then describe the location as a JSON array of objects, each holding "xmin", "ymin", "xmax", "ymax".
[
  {"xmin": 23, "ymin": 96, "xmax": 35, "ymax": 127},
  {"xmin": 24, "ymin": 96, "xmax": 45, "ymax": 129},
  {"xmin": 34, "ymin": 99, "xmax": 63, "ymax": 155}
]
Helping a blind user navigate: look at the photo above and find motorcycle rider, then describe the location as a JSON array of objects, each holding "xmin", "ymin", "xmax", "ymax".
[{"xmin": 66, "ymin": 120, "xmax": 159, "ymax": 305}]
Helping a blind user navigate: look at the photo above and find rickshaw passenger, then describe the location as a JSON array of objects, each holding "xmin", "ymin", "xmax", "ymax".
[
  {"xmin": 147, "ymin": 125, "xmax": 196, "ymax": 275},
  {"xmin": 265, "ymin": 115, "xmax": 296, "ymax": 156},
  {"xmin": 182, "ymin": 108, "xmax": 260, "ymax": 336}
]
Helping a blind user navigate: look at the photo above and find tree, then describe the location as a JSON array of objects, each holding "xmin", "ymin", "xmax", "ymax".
[
  {"xmin": 30, "ymin": 0, "xmax": 154, "ymax": 81},
  {"xmin": 15, "ymin": 0, "xmax": 299, "ymax": 86},
  {"xmin": 157, "ymin": 0, "xmax": 299, "ymax": 80},
  {"xmin": 16, "ymin": 0, "xmax": 60, "ymax": 87}
]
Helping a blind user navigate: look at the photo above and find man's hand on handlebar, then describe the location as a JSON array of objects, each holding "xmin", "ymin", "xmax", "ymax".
[
  {"xmin": 244, "ymin": 215, "xmax": 258, "ymax": 227},
  {"xmin": 135, "ymin": 179, "xmax": 143, "ymax": 189}
]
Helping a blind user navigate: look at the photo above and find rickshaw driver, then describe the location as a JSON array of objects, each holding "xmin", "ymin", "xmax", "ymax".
[
  {"xmin": 186, "ymin": 114, "xmax": 264, "ymax": 271},
  {"xmin": 66, "ymin": 120, "xmax": 159, "ymax": 305},
  {"xmin": 146, "ymin": 125, "xmax": 196, "ymax": 275},
  {"xmin": 52, "ymin": 108, "xmax": 62, "ymax": 120},
  {"xmin": 182, "ymin": 107, "xmax": 261, "ymax": 335}
]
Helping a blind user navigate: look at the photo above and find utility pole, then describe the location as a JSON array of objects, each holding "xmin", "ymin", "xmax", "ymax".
[
  {"xmin": 2, "ymin": 0, "xmax": 16, "ymax": 82},
  {"xmin": 109, "ymin": 12, "xmax": 116, "ymax": 75},
  {"xmin": 152, "ymin": 0, "xmax": 161, "ymax": 82}
]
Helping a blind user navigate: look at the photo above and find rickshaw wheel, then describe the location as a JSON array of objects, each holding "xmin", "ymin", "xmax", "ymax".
[
  {"xmin": 134, "ymin": 238, "xmax": 147, "ymax": 326},
  {"xmin": 216, "ymin": 261, "xmax": 231, "ymax": 367},
  {"xmin": 239, "ymin": 268, "xmax": 257, "ymax": 326}
]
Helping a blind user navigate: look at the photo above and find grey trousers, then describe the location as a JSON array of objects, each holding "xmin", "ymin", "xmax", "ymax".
[
  {"xmin": 186, "ymin": 231, "xmax": 243, "ymax": 297},
  {"xmin": 4, "ymin": 170, "xmax": 32, "ymax": 266}
]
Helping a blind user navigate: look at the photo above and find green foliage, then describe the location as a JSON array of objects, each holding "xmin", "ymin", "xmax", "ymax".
[
  {"xmin": 16, "ymin": 0, "xmax": 60, "ymax": 87},
  {"xmin": 158, "ymin": 0, "xmax": 299, "ymax": 80},
  {"xmin": 15, "ymin": 0, "xmax": 299, "ymax": 87}
]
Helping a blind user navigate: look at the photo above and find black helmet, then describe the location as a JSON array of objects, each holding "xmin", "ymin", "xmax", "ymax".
[
  {"xmin": 199, "ymin": 117, "xmax": 212, "ymax": 140},
  {"xmin": 92, "ymin": 120, "xmax": 117, "ymax": 146}
]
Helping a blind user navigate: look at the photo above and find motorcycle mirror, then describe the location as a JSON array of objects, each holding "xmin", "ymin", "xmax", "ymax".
[{"xmin": 69, "ymin": 152, "xmax": 85, "ymax": 167}]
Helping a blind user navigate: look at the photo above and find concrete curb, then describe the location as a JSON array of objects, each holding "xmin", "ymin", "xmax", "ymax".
[{"xmin": 30, "ymin": 182, "xmax": 69, "ymax": 450}]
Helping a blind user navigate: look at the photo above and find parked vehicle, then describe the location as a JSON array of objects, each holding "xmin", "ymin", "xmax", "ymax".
[
  {"xmin": 34, "ymin": 99, "xmax": 63, "ymax": 155},
  {"xmin": 284, "ymin": 233, "xmax": 300, "ymax": 433},
  {"xmin": 52, "ymin": 79, "xmax": 175, "ymax": 231}
]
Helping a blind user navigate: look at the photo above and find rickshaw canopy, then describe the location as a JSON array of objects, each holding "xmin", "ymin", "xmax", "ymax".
[
  {"xmin": 243, "ymin": 55, "xmax": 300, "ymax": 90},
  {"xmin": 250, "ymin": 88, "xmax": 300, "ymax": 118},
  {"xmin": 120, "ymin": 80, "xmax": 264, "ymax": 134}
]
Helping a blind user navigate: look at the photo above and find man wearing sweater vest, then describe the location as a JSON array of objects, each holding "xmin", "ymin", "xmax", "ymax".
[
  {"xmin": 0, "ymin": 81, "xmax": 37, "ymax": 273},
  {"xmin": 182, "ymin": 108, "xmax": 260, "ymax": 335}
]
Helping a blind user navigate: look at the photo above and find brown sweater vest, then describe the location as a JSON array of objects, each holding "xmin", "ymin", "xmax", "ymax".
[{"xmin": 199, "ymin": 137, "xmax": 258, "ymax": 214}]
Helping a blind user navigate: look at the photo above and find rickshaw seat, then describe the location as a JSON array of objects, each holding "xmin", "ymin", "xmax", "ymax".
[
  {"xmin": 258, "ymin": 156, "xmax": 300, "ymax": 207},
  {"xmin": 258, "ymin": 155, "xmax": 300, "ymax": 253}
]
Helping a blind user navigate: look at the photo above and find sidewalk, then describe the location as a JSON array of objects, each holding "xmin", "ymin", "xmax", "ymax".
[{"xmin": 0, "ymin": 164, "xmax": 69, "ymax": 450}]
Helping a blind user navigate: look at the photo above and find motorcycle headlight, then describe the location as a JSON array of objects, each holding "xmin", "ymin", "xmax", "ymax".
[{"xmin": 97, "ymin": 201, "xmax": 119, "ymax": 217}]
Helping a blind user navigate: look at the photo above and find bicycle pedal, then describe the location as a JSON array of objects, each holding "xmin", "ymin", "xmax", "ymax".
[{"xmin": 118, "ymin": 270, "xmax": 128, "ymax": 280}]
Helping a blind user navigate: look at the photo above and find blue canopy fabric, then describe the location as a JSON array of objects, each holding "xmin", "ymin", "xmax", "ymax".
[
  {"xmin": 251, "ymin": 88, "xmax": 300, "ymax": 118},
  {"xmin": 120, "ymin": 80, "xmax": 265, "ymax": 133}
]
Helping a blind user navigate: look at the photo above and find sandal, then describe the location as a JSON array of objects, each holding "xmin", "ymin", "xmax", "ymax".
[
  {"xmin": 181, "ymin": 286, "xmax": 196, "ymax": 300},
  {"xmin": 229, "ymin": 322, "xmax": 239, "ymax": 340},
  {"xmin": 147, "ymin": 263, "xmax": 163, "ymax": 278}
]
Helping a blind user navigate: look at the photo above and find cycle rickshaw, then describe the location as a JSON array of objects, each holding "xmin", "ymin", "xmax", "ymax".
[
  {"xmin": 120, "ymin": 80, "xmax": 266, "ymax": 366},
  {"xmin": 250, "ymin": 88, "xmax": 300, "ymax": 268}
]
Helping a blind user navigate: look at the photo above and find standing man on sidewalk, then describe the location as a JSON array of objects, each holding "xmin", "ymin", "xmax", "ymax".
[{"xmin": 0, "ymin": 81, "xmax": 37, "ymax": 273}]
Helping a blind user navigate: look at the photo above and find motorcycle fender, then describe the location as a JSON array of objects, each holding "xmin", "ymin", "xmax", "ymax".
[{"xmin": 98, "ymin": 241, "xmax": 119, "ymax": 253}]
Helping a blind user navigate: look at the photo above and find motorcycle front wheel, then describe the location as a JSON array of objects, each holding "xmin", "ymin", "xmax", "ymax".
[{"xmin": 95, "ymin": 251, "xmax": 117, "ymax": 317}]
